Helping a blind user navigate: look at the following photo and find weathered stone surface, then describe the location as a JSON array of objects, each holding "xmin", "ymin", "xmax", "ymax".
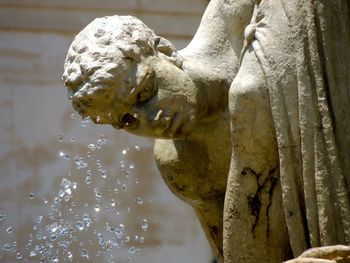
[{"xmin": 63, "ymin": 0, "xmax": 350, "ymax": 262}]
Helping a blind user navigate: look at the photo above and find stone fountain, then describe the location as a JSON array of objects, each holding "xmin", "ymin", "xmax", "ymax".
[{"xmin": 63, "ymin": 0, "xmax": 350, "ymax": 262}]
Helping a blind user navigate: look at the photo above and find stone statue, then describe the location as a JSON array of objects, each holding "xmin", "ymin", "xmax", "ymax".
[{"xmin": 62, "ymin": 0, "xmax": 350, "ymax": 262}]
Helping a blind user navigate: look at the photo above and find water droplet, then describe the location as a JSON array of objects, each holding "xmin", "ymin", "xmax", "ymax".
[
  {"xmin": 115, "ymin": 228, "xmax": 123, "ymax": 239},
  {"xmin": 122, "ymin": 184, "xmax": 127, "ymax": 191},
  {"xmin": 29, "ymin": 250, "xmax": 37, "ymax": 257},
  {"xmin": 119, "ymin": 224, "xmax": 125, "ymax": 230},
  {"xmin": 136, "ymin": 197, "xmax": 143, "ymax": 205},
  {"xmin": 81, "ymin": 117, "xmax": 91, "ymax": 127},
  {"xmin": 83, "ymin": 214, "xmax": 92, "ymax": 228},
  {"xmin": 49, "ymin": 222, "xmax": 59, "ymax": 233},
  {"xmin": 29, "ymin": 193, "xmax": 34, "ymax": 199},
  {"xmin": 98, "ymin": 233, "xmax": 105, "ymax": 245},
  {"xmin": 6, "ymin": 226, "xmax": 13, "ymax": 234},
  {"xmin": 66, "ymin": 187, "xmax": 72, "ymax": 195},
  {"xmin": 122, "ymin": 147, "xmax": 129, "ymax": 155},
  {"xmin": 0, "ymin": 214, "xmax": 5, "ymax": 222},
  {"xmin": 58, "ymin": 189, "xmax": 65, "ymax": 198},
  {"xmin": 135, "ymin": 145, "xmax": 140, "ymax": 151},
  {"xmin": 16, "ymin": 252, "xmax": 22, "ymax": 260},
  {"xmin": 81, "ymin": 249, "xmax": 89, "ymax": 259},
  {"xmin": 85, "ymin": 176, "xmax": 92, "ymax": 184},
  {"xmin": 129, "ymin": 163, "xmax": 135, "ymax": 169},
  {"xmin": 58, "ymin": 134, "xmax": 63, "ymax": 142},
  {"xmin": 100, "ymin": 170, "xmax": 107, "ymax": 179},
  {"xmin": 87, "ymin": 144, "xmax": 96, "ymax": 151},
  {"xmin": 61, "ymin": 178, "xmax": 72, "ymax": 189},
  {"xmin": 76, "ymin": 220, "xmax": 84, "ymax": 231},
  {"xmin": 128, "ymin": 246, "xmax": 136, "ymax": 254},
  {"xmin": 141, "ymin": 219, "xmax": 148, "ymax": 231},
  {"xmin": 36, "ymin": 216, "xmax": 43, "ymax": 224},
  {"xmin": 2, "ymin": 243, "xmax": 12, "ymax": 251},
  {"xmin": 139, "ymin": 236, "xmax": 145, "ymax": 243},
  {"xmin": 94, "ymin": 205, "xmax": 101, "ymax": 212},
  {"xmin": 50, "ymin": 233, "xmax": 58, "ymax": 241},
  {"xmin": 71, "ymin": 113, "xmax": 76, "ymax": 119},
  {"xmin": 59, "ymin": 151, "xmax": 70, "ymax": 160},
  {"xmin": 110, "ymin": 199, "xmax": 116, "ymax": 207},
  {"xmin": 74, "ymin": 155, "xmax": 88, "ymax": 170},
  {"xmin": 97, "ymin": 139, "xmax": 103, "ymax": 146},
  {"xmin": 67, "ymin": 251, "xmax": 73, "ymax": 262}
]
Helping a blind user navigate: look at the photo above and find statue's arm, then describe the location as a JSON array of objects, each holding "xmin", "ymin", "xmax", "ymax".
[
  {"xmin": 180, "ymin": 0, "xmax": 255, "ymax": 79},
  {"xmin": 184, "ymin": 0, "xmax": 254, "ymax": 49}
]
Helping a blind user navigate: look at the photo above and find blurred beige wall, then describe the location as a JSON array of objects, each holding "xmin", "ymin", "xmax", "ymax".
[{"xmin": 0, "ymin": 1, "xmax": 215, "ymax": 262}]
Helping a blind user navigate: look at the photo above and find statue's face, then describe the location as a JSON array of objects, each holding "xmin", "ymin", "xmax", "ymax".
[{"xmin": 64, "ymin": 55, "xmax": 198, "ymax": 139}]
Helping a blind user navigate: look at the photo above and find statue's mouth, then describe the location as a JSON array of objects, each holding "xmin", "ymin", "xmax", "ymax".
[{"xmin": 71, "ymin": 97, "xmax": 110, "ymax": 125}]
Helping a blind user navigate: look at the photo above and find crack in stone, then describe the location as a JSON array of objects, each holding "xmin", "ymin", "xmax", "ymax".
[{"xmin": 243, "ymin": 166, "xmax": 278, "ymax": 234}]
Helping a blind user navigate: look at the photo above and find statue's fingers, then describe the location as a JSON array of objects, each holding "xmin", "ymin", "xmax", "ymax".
[
  {"xmin": 284, "ymin": 258, "xmax": 336, "ymax": 263},
  {"xmin": 299, "ymin": 245, "xmax": 350, "ymax": 260}
]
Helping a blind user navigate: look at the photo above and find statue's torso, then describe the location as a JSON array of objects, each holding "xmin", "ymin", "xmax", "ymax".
[
  {"xmin": 153, "ymin": 114, "xmax": 231, "ymax": 258},
  {"xmin": 153, "ymin": 116, "xmax": 231, "ymax": 208}
]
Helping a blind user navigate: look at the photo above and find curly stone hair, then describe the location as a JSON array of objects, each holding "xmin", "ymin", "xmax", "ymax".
[{"xmin": 62, "ymin": 15, "xmax": 182, "ymax": 101}]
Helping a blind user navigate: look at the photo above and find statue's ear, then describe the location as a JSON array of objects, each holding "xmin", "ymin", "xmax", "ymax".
[{"xmin": 154, "ymin": 36, "xmax": 183, "ymax": 68}]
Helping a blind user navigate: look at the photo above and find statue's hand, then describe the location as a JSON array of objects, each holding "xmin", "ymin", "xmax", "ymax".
[{"xmin": 284, "ymin": 245, "xmax": 350, "ymax": 263}]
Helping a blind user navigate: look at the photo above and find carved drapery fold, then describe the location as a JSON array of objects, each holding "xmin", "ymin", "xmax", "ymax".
[{"xmin": 248, "ymin": 0, "xmax": 350, "ymax": 257}]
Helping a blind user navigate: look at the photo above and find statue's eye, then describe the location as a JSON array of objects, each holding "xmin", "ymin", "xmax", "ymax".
[{"xmin": 121, "ymin": 113, "xmax": 136, "ymax": 127}]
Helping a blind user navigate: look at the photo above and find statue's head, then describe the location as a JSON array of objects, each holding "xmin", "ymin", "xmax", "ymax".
[{"xmin": 63, "ymin": 15, "xmax": 198, "ymax": 138}]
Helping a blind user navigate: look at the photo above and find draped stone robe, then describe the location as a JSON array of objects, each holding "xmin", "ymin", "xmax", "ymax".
[{"xmin": 246, "ymin": 0, "xmax": 350, "ymax": 257}]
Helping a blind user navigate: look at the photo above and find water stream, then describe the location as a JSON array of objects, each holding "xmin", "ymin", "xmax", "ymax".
[{"xmin": 0, "ymin": 114, "xmax": 149, "ymax": 263}]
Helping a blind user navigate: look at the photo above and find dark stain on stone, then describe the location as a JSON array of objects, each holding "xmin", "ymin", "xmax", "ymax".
[
  {"xmin": 243, "ymin": 166, "xmax": 278, "ymax": 234},
  {"xmin": 247, "ymin": 194, "xmax": 261, "ymax": 218}
]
